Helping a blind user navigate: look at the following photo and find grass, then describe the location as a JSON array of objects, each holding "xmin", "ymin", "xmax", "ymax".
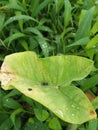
[{"xmin": 0, "ymin": 0, "xmax": 98, "ymax": 130}]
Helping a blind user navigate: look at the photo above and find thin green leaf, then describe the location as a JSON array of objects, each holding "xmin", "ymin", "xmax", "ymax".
[
  {"xmin": 0, "ymin": 118, "xmax": 13, "ymax": 130},
  {"xmin": 14, "ymin": 117, "xmax": 21, "ymax": 130},
  {"xmin": 91, "ymin": 21, "xmax": 98, "ymax": 35},
  {"xmin": 54, "ymin": 0, "xmax": 64, "ymax": 13},
  {"xmin": 0, "ymin": 13, "xmax": 5, "ymax": 31},
  {"xmin": 92, "ymin": 97, "xmax": 98, "ymax": 109},
  {"xmin": 19, "ymin": 39, "xmax": 29, "ymax": 51},
  {"xmin": 15, "ymin": 11, "xmax": 23, "ymax": 32},
  {"xmin": 4, "ymin": 32, "xmax": 26, "ymax": 47},
  {"xmin": 3, "ymin": 15, "xmax": 38, "ymax": 28},
  {"xmin": 37, "ymin": 37, "xmax": 49, "ymax": 57},
  {"xmin": 38, "ymin": 0, "xmax": 50, "ymax": 11},
  {"xmin": 64, "ymin": 0, "xmax": 72, "ymax": 27},
  {"xmin": 4, "ymin": 89, "xmax": 21, "ymax": 98},
  {"xmin": 8, "ymin": 0, "xmax": 25, "ymax": 12},
  {"xmin": 7, "ymin": 3, "xmax": 25, "ymax": 12},
  {"xmin": 86, "ymin": 34, "xmax": 98, "ymax": 49},
  {"xmin": 30, "ymin": 0, "xmax": 40, "ymax": 17},
  {"xmin": 75, "ymin": 7, "xmax": 95, "ymax": 40},
  {"xmin": 10, "ymin": 108, "xmax": 23, "ymax": 128},
  {"xmin": 37, "ymin": 25, "xmax": 52, "ymax": 32},
  {"xmin": 3, "ymin": 98, "xmax": 21, "ymax": 109},
  {"xmin": 24, "ymin": 27, "xmax": 43, "ymax": 37},
  {"xmin": 0, "ymin": 113, "xmax": 9, "ymax": 126},
  {"xmin": 67, "ymin": 37, "xmax": 90, "ymax": 48},
  {"xmin": 80, "ymin": 74, "xmax": 98, "ymax": 91}
]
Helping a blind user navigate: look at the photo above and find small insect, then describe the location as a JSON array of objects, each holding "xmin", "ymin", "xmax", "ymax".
[{"xmin": 41, "ymin": 82, "xmax": 48, "ymax": 86}]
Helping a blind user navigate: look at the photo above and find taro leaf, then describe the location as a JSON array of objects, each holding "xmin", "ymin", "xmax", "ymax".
[{"xmin": 0, "ymin": 51, "xmax": 96, "ymax": 124}]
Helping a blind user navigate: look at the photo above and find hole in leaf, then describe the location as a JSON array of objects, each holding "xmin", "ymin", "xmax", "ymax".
[
  {"xmin": 28, "ymin": 88, "xmax": 32, "ymax": 91},
  {"xmin": 90, "ymin": 110, "xmax": 95, "ymax": 116},
  {"xmin": 41, "ymin": 82, "xmax": 48, "ymax": 86}
]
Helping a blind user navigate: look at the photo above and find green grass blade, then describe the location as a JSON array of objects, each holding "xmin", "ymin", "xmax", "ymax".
[
  {"xmin": 91, "ymin": 21, "xmax": 98, "ymax": 35},
  {"xmin": 30, "ymin": 0, "xmax": 40, "ymax": 17},
  {"xmin": 37, "ymin": 37, "xmax": 49, "ymax": 57},
  {"xmin": 31, "ymin": 0, "xmax": 50, "ymax": 17},
  {"xmin": 4, "ymin": 32, "xmax": 26, "ymax": 47},
  {"xmin": 10, "ymin": 108, "xmax": 23, "ymax": 128},
  {"xmin": 54, "ymin": 0, "xmax": 64, "ymax": 13},
  {"xmin": 0, "ymin": 118, "xmax": 13, "ymax": 130},
  {"xmin": 19, "ymin": 39, "xmax": 29, "ymax": 51},
  {"xmin": 37, "ymin": 25, "xmax": 52, "ymax": 32},
  {"xmin": 93, "ymin": 97, "xmax": 98, "ymax": 109},
  {"xmin": 7, "ymin": 3, "xmax": 25, "ymax": 12},
  {"xmin": 15, "ymin": 11, "xmax": 23, "ymax": 32},
  {"xmin": 86, "ymin": 34, "xmax": 98, "ymax": 49},
  {"xmin": 0, "ymin": 13, "xmax": 5, "ymax": 31},
  {"xmin": 24, "ymin": 27, "xmax": 43, "ymax": 37},
  {"xmin": 38, "ymin": 0, "xmax": 50, "ymax": 12},
  {"xmin": 64, "ymin": 0, "xmax": 72, "ymax": 27},
  {"xmin": 3, "ymin": 15, "xmax": 38, "ymax": 28},
  {"xmin": 67, "ymin": 37, "xmax": 90, "ymax": 48},
  {"xmin": 75, "ymin": 7, "xmax": 95, "ymax": 40},
  {"xmin": 81, "ymin": 74, "xmax": 98, "ymax": 91}
]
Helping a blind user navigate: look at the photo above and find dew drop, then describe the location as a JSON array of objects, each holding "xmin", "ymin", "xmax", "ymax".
[
  {"xmin": 71, "ymin": 104, "xmax": 75, "ymax": 108},
  {"xmin": 55, "ymin": 110, "xmax": 64, "ymax": 118},
  {"xmin": 95, "ymin": 1, "xmax": 98, "ymax": 4},
  {"xmin": 92, "ymin": 45, "xmax": 96, "ymax": 48},
  {"xmin": 42, "ymin": 42, "xmax": 48, "ymax": 49},
  {"xmin": 72, "ymin": 113, "xmax": 75, "ymax": 116},
  {"xmin": 55, "ymin": 86, "xmax": 59, "ymax": 89},
  {"xmin": 65, "ymin": 107, "xmax": 68, "ymax": 110},
  {"xmin": 76, "ymin": 107, "xmax": 79, "ymax": 110},
  {"xmin": 6, "ymin": 99, "xmax": 9, "ymax": 101}
]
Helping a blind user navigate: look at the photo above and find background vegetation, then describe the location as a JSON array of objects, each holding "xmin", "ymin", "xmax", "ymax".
[{"xmin": 0, "ymin": 0, "xmax": 98, "ymax": 129}]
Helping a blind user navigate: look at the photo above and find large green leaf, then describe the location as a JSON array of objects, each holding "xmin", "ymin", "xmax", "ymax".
[{"xmin": 0, "ymin": 51, "xmax": 96, "ymax": 124}]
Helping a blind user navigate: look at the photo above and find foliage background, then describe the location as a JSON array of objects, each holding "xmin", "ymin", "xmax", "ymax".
[{"xmin": 0, "ymin": 0, "xmax": 98, "ymax": 130}]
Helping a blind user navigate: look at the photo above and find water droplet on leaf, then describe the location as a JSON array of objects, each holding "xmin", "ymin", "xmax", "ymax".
[
  {"xmin": 72, "ymin": 113, "xmax": 75, "ymax": 116},
  {"xmin": 65, "ymin": 107, "xmax": 68, "ymax": 110},
  {"xmin": 55, "ymin": 110, "xmax": 64, "ymax": 118},
  {"xmin": 76, "ymin": 107, "xmax": 79, "ymax": 110},
  {"xmin": 71, "ymin": 104, "xmax": 75, "ymax": 108}
]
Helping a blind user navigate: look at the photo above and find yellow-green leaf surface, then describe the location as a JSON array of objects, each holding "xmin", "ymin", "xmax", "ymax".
[{"xmin": 0, "ymin": 52, "xmax": 96, "ymax": 124}]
